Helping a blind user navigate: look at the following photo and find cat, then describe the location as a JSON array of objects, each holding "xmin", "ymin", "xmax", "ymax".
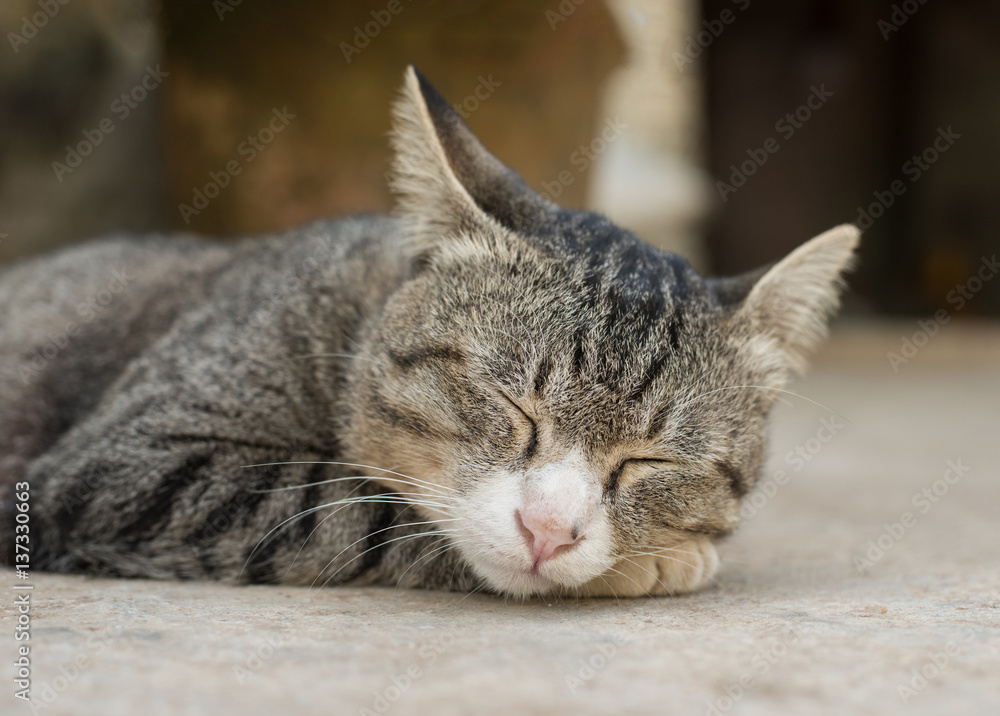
[{"xmin": 0, "ymin": 67, "xmax": 858, "ymax": 598}]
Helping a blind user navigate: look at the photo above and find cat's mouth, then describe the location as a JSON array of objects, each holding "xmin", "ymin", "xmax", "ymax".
[
  {"xmin": 450, "ymin": 458, "xmax": 617, "ymax": 596},
  {"xmin": 465, "ymin": 545, "xmax": 607, "ymax": 597},
  {"xmin": 503, "ymin": 564, "xmax": 563, "ymax": 592}
]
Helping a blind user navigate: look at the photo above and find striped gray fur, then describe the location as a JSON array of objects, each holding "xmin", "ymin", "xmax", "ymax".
[{"xmin": 0, "ymin": 68, "xmax": 857, "ymax": 597}]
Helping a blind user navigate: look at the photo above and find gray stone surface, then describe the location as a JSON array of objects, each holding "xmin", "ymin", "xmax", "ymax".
[{"xmin": 3, "ymin": 322, "xmax": 999, "ymax": 716}]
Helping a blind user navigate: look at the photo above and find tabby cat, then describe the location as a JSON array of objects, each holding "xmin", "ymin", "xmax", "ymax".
[{"xmin": 0, "ymin": 68, "xmax": 858, "ymax": 598}]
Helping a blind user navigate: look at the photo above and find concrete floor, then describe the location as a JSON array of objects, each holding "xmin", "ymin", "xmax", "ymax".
[{"xmin": 4, "ymin": 322, "xmax": 1000, "ymax": 716}]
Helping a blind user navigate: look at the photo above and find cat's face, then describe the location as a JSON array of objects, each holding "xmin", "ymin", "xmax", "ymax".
[{"xmin": 343, "ymin": 68, "xmax": 857, "ymax": 597}]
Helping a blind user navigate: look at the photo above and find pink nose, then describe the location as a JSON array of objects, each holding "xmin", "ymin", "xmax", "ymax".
[{"xmin": 516, "ymin": 510, "xmax": 584, "ymax": 567}]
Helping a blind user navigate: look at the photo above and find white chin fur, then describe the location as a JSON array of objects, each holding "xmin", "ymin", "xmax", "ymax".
[{"xmin": 467, "ymin": 554, "xmax": 593, "ymax": 598}]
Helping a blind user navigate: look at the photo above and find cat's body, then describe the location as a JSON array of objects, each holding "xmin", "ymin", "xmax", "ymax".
[
  {"xmin": 0, "ymin": 218, "xmax": 475, "ymax": 589},
  {"xmin": 1, "ymin": 68, "xmax": 858, "ymax": 598}
]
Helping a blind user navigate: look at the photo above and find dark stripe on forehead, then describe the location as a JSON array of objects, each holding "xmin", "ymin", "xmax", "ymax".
[
  {"xmin": 645, "ymin": 403, "xmax": 671, "ymax": 440},
  {"xmin": 581, "ymin": 268, "xmax": 602, "ymax": 300},
  {"xmin": 629, "ymin": 353, "xmax": 670, "ymax": 403},
  {"xmin": 571, "ymin": 327, "xmax": 587, "ymax": 377},
  {"xmin": 666, "ymin": 311, "xmax": 684, "ymax": 353},
  {"xmin": 533, "ymin": 356, "xmax": 553, "ymax": 396}
]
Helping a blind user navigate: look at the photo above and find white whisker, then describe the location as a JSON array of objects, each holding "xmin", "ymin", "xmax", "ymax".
[
  {"xmin": 393, "ymin": 535, "xmax": 451, "ymax": 589},
  {"xmin": 283, "ymin": 503, "xmax": 460, "ymax": 582},
  {"xmin": 671, "ymin": 385, "xmax": 853, "ymax": 424},
  {"xmin": 250, "ymin": 475, "xmax": 458, "ymax": 501},
  {"xmin": 241, "ymin": 495, "xmax": 454, "ymax": 579},
  {"xmin": 603, "ymin": 565, "xmax": 648, "ymax": 595},
  {"xmin": 450, "ymin": 580, "xmax": 489, "ymax": 605},
  {"xmin": 626, "ymin": 547, "xmax": 699, "ymax": 559},
  {"xmin": 619, "ymin": 556, "xmax": 671, "ymax": 594},
  {"xmin": 624, "ymin": 551, "xmax": 696, "ymax": 569},
  {"xmin": 240, "ymin": 460, "xmax": 458, "ymax": 494},
  {"xmin": 596, "ymin": 575, "xmax": 621, "ymax": 605},
  {"xmin": 395, "ymin": 537, "xmax": 472, "ymax": 588},
  {"xmin": 312, "ymin": 526, "xmax": 458, "ymax": 590}
]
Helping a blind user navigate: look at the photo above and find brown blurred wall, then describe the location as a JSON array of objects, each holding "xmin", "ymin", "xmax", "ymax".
[
  {"xmin": 0, "ymin": 0, "xmax": 624, "ymax": 258},
  {"xmin": 160, "ymin": 0, "xmax": 625, "ymax": 236}
]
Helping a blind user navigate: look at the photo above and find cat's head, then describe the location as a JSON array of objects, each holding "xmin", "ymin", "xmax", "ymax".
[{"xmin": 344, "ymin": 67, "xmax": 858, "ymax": 597}]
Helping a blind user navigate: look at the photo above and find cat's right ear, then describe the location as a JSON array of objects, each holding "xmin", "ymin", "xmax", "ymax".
[{"xmin": 389, "ymin": 66, "xmax": 551, "ymax": 260}]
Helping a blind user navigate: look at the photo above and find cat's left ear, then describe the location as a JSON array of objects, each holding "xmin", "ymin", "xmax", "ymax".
[
  {"xmin": 389, "ymin": 66, "xmax": 553, "ymax": 257},
  {"xmin": 713, "ymin": 224, "xmax": 860, "ymax": 372}
]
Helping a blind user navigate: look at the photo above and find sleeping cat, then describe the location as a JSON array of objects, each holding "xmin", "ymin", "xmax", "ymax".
[{"xmin": 0, "ymin": 67, "xmax": 858, "ymax": 598}]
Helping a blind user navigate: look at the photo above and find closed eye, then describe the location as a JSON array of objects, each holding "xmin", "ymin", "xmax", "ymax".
[
  {"xmin": 626, "ymin": 457, "xmax": 676, "ymax": 467},
  {"xmin": 606, "ymin": 457, "xmax": 676, "ymax": 495},
  {"xmin": 498, "ymin": 393, "xmax": 538, "ymax": 461}
]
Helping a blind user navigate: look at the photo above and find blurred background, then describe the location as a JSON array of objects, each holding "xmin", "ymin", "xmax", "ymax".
[
  {"xmin": 1, "ymin": 0, "xmax": 998, "ymax": 318},
  {"xmin": 3, "ymin": 6, "xmax": 999, "ymax": 713}
]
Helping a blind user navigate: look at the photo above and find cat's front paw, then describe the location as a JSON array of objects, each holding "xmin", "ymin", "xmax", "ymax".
[{"xmin": 570, "ymin": 539, "xmax": 719, "ymax": 598}]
